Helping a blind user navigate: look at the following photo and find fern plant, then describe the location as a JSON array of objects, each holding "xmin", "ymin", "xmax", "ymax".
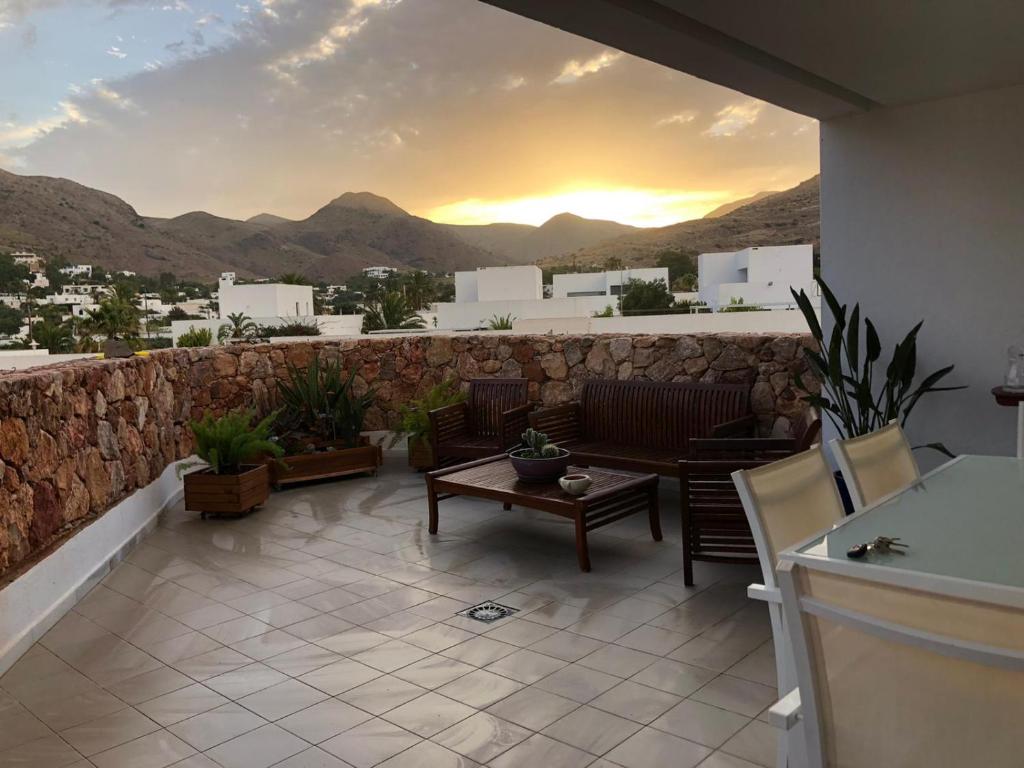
[
  {"xmin": 187, "ymin": 409, "xmax": 283, "ymax": 475},
  {"xmin": 388, "ymin": 377, "xmax": 466, "ymax": 449}
]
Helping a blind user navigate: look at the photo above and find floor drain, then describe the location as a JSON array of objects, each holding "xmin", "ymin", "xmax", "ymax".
[{"xmin": 457, "ymin": 601, "xmax": 519, "ymax": 623}]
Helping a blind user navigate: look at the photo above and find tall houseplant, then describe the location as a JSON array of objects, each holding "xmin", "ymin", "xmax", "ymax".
[
  {"xmin": 388, "ymin": 378, "xmax": 467, "ymax": 470},
  {"xmin": 791, "ymin": 277, "xmax": 964, "ymax": 453},
  {"xmin": 182, "ymin": 409, "xmax": 283, "ymax": 518}
]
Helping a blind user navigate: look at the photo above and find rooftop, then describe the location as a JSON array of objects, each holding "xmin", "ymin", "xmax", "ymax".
[{"xmin": 0, "ymin": 456, "xmax": 775, "ymax": 768}]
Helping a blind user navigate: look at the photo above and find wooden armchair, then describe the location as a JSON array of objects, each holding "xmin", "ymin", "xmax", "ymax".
[{"xmin": 429, "ymin": 378, "xmax": 531, "ymax": 466}]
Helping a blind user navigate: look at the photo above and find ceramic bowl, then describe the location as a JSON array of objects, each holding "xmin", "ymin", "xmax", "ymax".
[{"xmin": 559, "ymin": 473, "xmax": 592, "ymax": 495}]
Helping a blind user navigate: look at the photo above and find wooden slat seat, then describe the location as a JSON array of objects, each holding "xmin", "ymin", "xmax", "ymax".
[
  {"xmin": 429, "ymin": 378, "xmax": 531, "ymax": 467},
  {"xmin": 529, "ymin": 379, "xmax": 756, "ymax": 477}
]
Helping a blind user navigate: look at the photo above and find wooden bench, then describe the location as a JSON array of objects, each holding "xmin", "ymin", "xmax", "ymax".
[
  {"xmin": 528, "ymin": 379, "xmax": 755, "ymax": 476},
  {"xmin": 429, "ymin": 378, "xmax": 531, "ymax": 467}
]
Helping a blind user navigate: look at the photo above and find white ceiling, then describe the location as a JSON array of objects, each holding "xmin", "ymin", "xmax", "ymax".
[{"xmin": 482, "ymin": 0, "xmax": 1024, "ymax": 119}]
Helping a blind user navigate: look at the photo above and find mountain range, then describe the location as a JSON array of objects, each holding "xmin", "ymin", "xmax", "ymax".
[{"xmin": 0, "ymin": 167, "xmax": 819, "ymax": 280}]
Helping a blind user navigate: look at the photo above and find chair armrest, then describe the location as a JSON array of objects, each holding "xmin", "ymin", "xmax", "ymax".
[
  {"xmin": 429, "ymin": 402, "xmax": 469, "ymax": 454},
  {"xmin": 747, "ymin": 583, "xmax": 782, "ymax": 604},
  {"xmin": 710, "ymin": 413, "xmax": 758, "ymax": 438},
  {"xmin": 529, "ymin": 403, "xmax": 582, "ymax": 443},
  {"xmin": 769, "ymin": 688, "xmax": 802, "ymax": 731},
  {"xmin": 500, "ymin": 403, "xmax": 534, "ymax": 450}
]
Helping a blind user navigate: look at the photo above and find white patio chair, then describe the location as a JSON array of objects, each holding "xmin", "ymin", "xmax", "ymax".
[
  {"xmin": 774, "ymin": 559, "xmax": 1024, "ymax": 767},
  {"xmin": 732, "ymin": 446, "xmax": 845, "ymax": 768},
  {"xmin": 829, "ymin": 421, "xmax": 919, "ymax": 511}
]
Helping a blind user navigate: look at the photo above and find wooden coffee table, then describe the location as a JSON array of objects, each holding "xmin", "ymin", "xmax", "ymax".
[{"xmin": 426, "ymin": 455, "xmax": 661, "ymax": 572}]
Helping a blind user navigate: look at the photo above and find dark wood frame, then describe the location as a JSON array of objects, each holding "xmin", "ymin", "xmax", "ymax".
[
  {"xmin": 271, "ymin": 442, "xmax": 382, "ymax": 487},
  {"xmin": 429, "ymin": 378, "xmax": 531, "ymax": 466},
  {"xmin": 183, "ymin": 464, "xmax": 269, "ymax": 519},
  {"xmin": 425, "ymin": 455, "xmax": 661, "ymax": 572}
]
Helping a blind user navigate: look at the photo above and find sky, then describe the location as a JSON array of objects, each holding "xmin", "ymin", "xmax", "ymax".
[{"xmin": 0, "ymin": 0, "xmax": 819, "ymax": 227}]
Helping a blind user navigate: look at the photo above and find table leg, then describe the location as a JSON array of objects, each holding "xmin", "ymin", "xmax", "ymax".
[
  {"xmin": 574, "ymin": 512, "xmax": 591, "ymax": 572},
  {"xmin": 427, "ymin": 476, "xmax": 439, "ymax": 535},
  {"xmin": 648, "ymin": 486, "xmax": 663, "ymax": 542},
  {"xmin": 503, "ymin": 502, "xmax": 512, "ymax": 511}
]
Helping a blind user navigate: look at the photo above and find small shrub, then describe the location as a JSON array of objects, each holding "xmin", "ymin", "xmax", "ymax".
[
  {"xmin": 259, "ymin": 320, "xmax": 321, "ymax": 337},
  {"xmin": 177, "ymin": 326, "xmax": 214, "ymax": 347},
  {"xmin": 187, "ymin": 409, "xmax": 283, "ymax": 475},
  {"xmin": 487, "ymin": 313, "xmax": 515, "ymax": 330}
]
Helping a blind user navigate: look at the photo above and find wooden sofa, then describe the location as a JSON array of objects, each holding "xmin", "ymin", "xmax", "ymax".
[
  {"xmin": 527, "ymin": 379, "xmax": 756, "ymax": 476},
  {"xmin": 429, "ymin": 378, "xmax": 531, "ymax": 467}
]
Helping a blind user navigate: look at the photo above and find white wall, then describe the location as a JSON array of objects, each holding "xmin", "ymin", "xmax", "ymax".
[
  {"xmin": 436, "ymin": 296, "xmax": 614, "ymax": 330},
  {"xmin": 512, "ymin": 309, "xmax": 811, "ymax": 335},
  {"xmin": 171, "ymin": 315, "xmax": 363, "ymax": 345},
  {"xmin": 552, "ymin": 267, "xmax": 670, "ymax": 298},
  {"xmin": 455, "ymin": 271, "xmax": 479, "ymax": 303},
  {"xmin": 821, "ymin": 83, "xmax": 1024, "ymax": 459},
  {"xmin": 218, "ymin": 283, "xmax": 314, "ymax": 319},
  {"xmin": 699, "ymin": 246, "xmax": 813, "ymax": 310}
]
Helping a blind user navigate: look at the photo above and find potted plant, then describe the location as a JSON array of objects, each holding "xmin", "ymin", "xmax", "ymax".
[
  {"xmin": 182, "ymin": 409, "xmax": 283, "ymax": 518},
  {"xmin": 388, "ymin": 378, "xmax": 467, "ymax": 470},
  {"xmin": 791, "ymin": 277, "xmax": 965, "ymax": 508},
  {"xmin": 509, "ymin": 428, "xmax": 571, "ymax": 483},
  {"xmin": 271, "ymin": 352, "xmax": 382, "ymax": 486}
]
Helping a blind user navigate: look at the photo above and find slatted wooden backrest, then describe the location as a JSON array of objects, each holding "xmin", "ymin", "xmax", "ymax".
[
  {"xmin": 467, "ymin": 378, "xmax": 528, "ymax": 438},
  {"xmin": 578, "ymin": 379, "xmax": 751, "ymax": 450}
]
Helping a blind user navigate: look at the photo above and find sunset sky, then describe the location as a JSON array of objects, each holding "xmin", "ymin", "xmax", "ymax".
[{"xmin": 0, "ymin": 0, "xmax": 819, "ymax": 227}]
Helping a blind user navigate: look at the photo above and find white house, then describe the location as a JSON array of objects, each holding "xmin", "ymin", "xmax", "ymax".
[
  {"xmin": 217, "ymin": 273, "xmax": 313, "ymax": 320},
  {"xmin": 58, "ymin": 264, "xmax": 92, "ymax": 278},
  {"xmin": 698, "ymin": 245, "xmax": 814, "ymax": 311},
  {"xmin": 363, "ymin": 266, "xmax": 398, "ymax": 280},
  {"xmin": 552, "ymin": 267, "xmax": 670, "ymax": 298},
  {"xmin": 455, "ymin": 265, "xmax": 543, "ymax": 303}
]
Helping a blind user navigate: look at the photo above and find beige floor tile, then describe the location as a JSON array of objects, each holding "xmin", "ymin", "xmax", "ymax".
[
  {"xmin": 22, "ymin": 686, "xmax": 127, "ymax": 731},
  {"xmin": 202, "ymin": 616, "xmax": 274, "ymax": 645},
  {"xmin": 226, "ymin": 589, "xmax": 294, "ymax": 614},
  {"xmin": 172, "ymin": 647, "xmax": 252, "ymax": 681},
  {"xmin": 277, "ymin": 698, "xmax": 372, "ymax": 744},
  {"xmin": 203, "ymin": 662, "xmax": 289, "ymax": 700},
  {"xmin": 377, "ymin": 739, "xmax": 476, "ymax": 768},
  {"xmin": 352, "ymin": 639, "xmax": 431, "ymax": 673},
  {"xmin": 285, "ymin": 614, "xmax": 355, "ymax": 642},
  {"xmin": 136, "ymin": 684, "xmax": 229, "ymax": 726},
  {"xmin": 483, "ymin": 648, "xmax": 566, "ymax": 684},
  {"xmin": 391, "ymin": 655, "xmax": 474, "ymax": 690},
  {"xmin": 0, "ymin": 734, "xmax": 84, "ymax": 768},
  {"xmin": 589, "ymin": 680, "xmax": 681, "ymax": 724},
  {"xmin": 526, "ymin": 630, "xmax": 606, "ymax": 662},
  {"xmin": 167, "ymin": 702, "xmax": 266, "ymax": 751},
  {"xmin": 382, "ymin": 692, "xmax": 476, "ymax": 737},
  {"xmin": 230, "ymin": 629, "xmax": 307, "ymax": 661},
  {"xmin": 432, "ymin": 711, "xmax": 529, "ymax": 763},
  {"xmin": 174, "ymin": 604, "xmax": 246, "ymax": 632},
  {"xmin": 337, "ymin": 675, "xmax": 428, "ymax": 716},
  {"xmin": 440, "ymin": 635, "xmax": 518, "ymax": 667},
  {"xmin": 107, "ymin": 666, "xmax": 195, "ymax": 705},
  {"xmin": 314, "ymin": 628, "xmax": 390, "ymax": 656},
  {"xmin": 271, "ymin": 746, "xmax": 355, "ymax": 767},
  {"xmin": 520, "ymin": 602, "xmax": 591, "ymax": 629},
  {"xmin": 604, "ymin": 727, "xmax": 712, "ymax": 768},
  {"xmin": 696, "ymin": 752, "xmax": 764, "ymax": 768},
  {"xmin": 691, "ymin": 675, "xmax": 777, "ymax": 718},
  {"xmin": 719, "ymin": 720, "xmax": 777, "ymax": 768},
  {"xmin": 435, "ymin": 669, "xmax": 522, "ymax": 709},
  {"xmin": 614, "ymin": 624, "xmax": 689, "ymax": 656},
  {"xmin": 401, "ymin": 623, "xmax": 475, "ymax": 653},
  {"xmin": 542, "ymin": 705, "xmax": 641, "ymax": 756},
  {"xmin": 298, "ymin": 658, "xmax": 383, "ymax": 696},
  {"xmin": 652, "ymin": 699, "xmax": 750, "ymax": 748},
  {"xmin": 90, "ymin": 730, "xmax": 196, "ymax": 768},
  {"xmin": 534, "ymin": 663, "xmax": 620, "ymax": 704},
  {"xmin": 567, "ymin": 614, "xmax": 642, "ymax": 643},
  {"xmin": 0, "ymin": 701, "xmax": 51, "ymax": 752},
  {"xmin": 141, "ymin": 632, "xmax": 221, "ymax": 666},
  {"xmin": 489, "ymin": 733, "xmax": 596, "ymax": 768},
  {"xmin": 482, "ymin": 618, "xmax": 557, "ymax": 647},
  {"xmin": 205, "ymin": 723, "xmax": 309, "ymax": 768},
  {"xmin": 485, "ymin": 687, "xmax": 578, "ymax": 731},
  {"xmin": 237, "ymin": 679, "xmax": 328, "ymax": 721},
  {"xmin": 601, "ymin": 596, "xmax": 672, "ymax": 624},
  {"xmin": 726, "ymin": 643, "xmax": 777, "ymax": 688},
  {"xmin": 167, "ymin": 754, "xmax": 223, "ymax": 767},
  {"xmin": 60, "ymin": 707, "xmax": 160, "ymax": 756},
  {"xmin": 320, "ymin": 718, "xmax": 421, "ymax": 768},
  {"xmin": 630, "ymin": 658, "xmax": 718, "ymax": 698},
  {"xmin": 264, "ymin": 644, "xmax": 343, "ymax": 676},
  {"xmin": 578, "ymin": 644, "xmax": 658, "ymax": 678},
  {"xmin": 301, "ymin": 588, "xmax": 364, "ymax": 613}
]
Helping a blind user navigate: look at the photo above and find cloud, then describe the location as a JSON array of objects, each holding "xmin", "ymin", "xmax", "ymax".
[
  {"xmin": 90, "ymin": 79, "xmax": 138, "ymax": 110},
  {"xmin": 656, "ymin": 110, "xmax": 697, "ymax": 127},
  {"xmin": 500, "ymin": 74, "xmax": 526, "ymax": 91},
  {"xmin": 106, "ymin": 45, "xmax": 127, "ymax": 58},
  {"xmin": 551, "ymin": 49, "xmax": 622, "ymax": 84},
  {"xmin": 0, "ymin": 100, "xmax": 88, "ymax": 150},
  {"xmin": 704, "ymin": 99, "xmax": 764, "ymax": 137}
]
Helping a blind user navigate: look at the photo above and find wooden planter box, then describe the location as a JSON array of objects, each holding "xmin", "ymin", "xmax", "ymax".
[
  {"xmin": 183, "ymin": 464, "xmax": 270, "ymax": 519},
  {"xmin": 408, "ymin": 438, "xmax": 435, "ymax": 471},
  {"xmin": 272, "ymin": 441, "xmax": 383, "ymax": 487}
]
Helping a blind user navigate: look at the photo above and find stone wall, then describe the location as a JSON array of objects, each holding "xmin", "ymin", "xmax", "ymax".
[{"xmin": 0, "ymin": 333, "xmax": 814, "ymax": 580}]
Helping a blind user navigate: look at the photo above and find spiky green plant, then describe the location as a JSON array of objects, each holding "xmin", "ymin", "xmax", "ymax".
[
  {"xmin": 388, "ymin": 377, "xmax": 466, "ymax": 449},
  {"xmin": 487, "ymin": 313, "xmax": 515, "ymax": 330},
  {"xmin": 791, "ymin": 277, "xmax": 965, "ymax": 453},
  {"xmin": 176, "ymin": 326, "xmax": 214, "ymax": 347},
  {"xmin": 187, "ymin": 409, "xmax": 283, "ymax": 475},
  {"xmin": 275, "ymin": 353, "xmax": 374, "ymax": 449}
]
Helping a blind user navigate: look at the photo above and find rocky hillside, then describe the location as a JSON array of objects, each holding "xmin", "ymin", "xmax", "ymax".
[
  {"xmin": 444, "ymin": 212, "xmax": 637, "ymax": 262},
  {"xmin": 539, "ymin": 176, "xmax": 820, "ymax": 268}
]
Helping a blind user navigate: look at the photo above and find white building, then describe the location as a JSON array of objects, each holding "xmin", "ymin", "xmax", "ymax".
[
  {"xmin": 698, "ymin": 245, "xmax": 814, "ymax": 311},
  {"xmin": 217, "ymin": 273, "xmax": 313, "ymax": 320},
  {"xmin": 12, "ymin": 252, "xmax": 43, "ymax": 272},
  {"xmin": 43, "ymin": 284, "xmax": 107, "ymax": 308},
  {"xmin": 58, "ymin": 264, "xmax": 92, "ymax": 279},
  {"xmin": 455, "ymin": 265, "xmax": 543, "ymax": 303},
  {"xmin": 552, "ymin": 267, "xmax": 670, "ymax": 298},
  {"xmin": 363, "ymin": 266, "xmax": 398, "ymax": 280}
]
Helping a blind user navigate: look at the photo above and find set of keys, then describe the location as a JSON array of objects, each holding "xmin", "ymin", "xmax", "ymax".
[{"xmin": 846, "ymin": 536, "xmax": 909, "ymax": 559}]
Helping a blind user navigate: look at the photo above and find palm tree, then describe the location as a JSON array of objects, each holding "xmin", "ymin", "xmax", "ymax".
[
  {"xmin": 361, "ymin": 292, "xmax": 426, "ymax": 333},
  {"xmin": 83, "ymin": 298, "xmax": 140, "ymax": 340},
  {"xmin": 217, "ymin": 312, "xmax": 258, "ymax": 342},
  {"xmin": 277, "ymin": 273, "xmax": 310, "ymax": 285},
  {"xmin": 30, "ymin": 320, "xmax": 74, "ymax": 353},
  {"xmin": 403, "ymin": 271, "xmax": 434, "ymax": 311}
]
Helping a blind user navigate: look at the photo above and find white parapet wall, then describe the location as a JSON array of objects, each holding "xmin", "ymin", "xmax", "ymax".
[
  {"xmin": 172, "ymin": 315, "xmax": 364, "ymax": 345},
  {"xmin": 512, "ymin": 308, "xmax": 813, "ymax": 335},
  {"xmin": 436, "ymin": 296, "xmax": 615, "ymax": 331}
]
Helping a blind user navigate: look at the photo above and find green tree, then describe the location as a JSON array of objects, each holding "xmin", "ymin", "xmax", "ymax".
[
  {"xmin": 0, "ymin": 255, "xmax": 30, "ymax": 293},
  {"xmin": 217, "ymin": 312, "xmax": 258, "ymax": 342},
  {"xmin": 672, "ymin": 272, "xmax": 698, "ymax": 292},
  {"xmin": 83, "ymin": 298, "xmax": 140, "ymax": 339},
  {"xmin": 30, "ymin": 320, "xmax": 74, "ymax": 353},
  {"xmin": 620, "ymin": 278, "xmax": 674, "ymax": 312},
  {"xmin": 603, "ymin": 256, "xmax": 624, "ymax": 272},
  {"xmin": 361, "ymin": 292, "xmax": 426, "ymax": 332},
  {"xmin": 655, "ymin": 249, "xmax": 698, "ymax": 283},
  {"xmin": 402, "ymin": 270, "xmax": 434, "ymax": 311},
  {"xmin": 0, "ymin": 304, "xmax": 24, "ymax": 335}
]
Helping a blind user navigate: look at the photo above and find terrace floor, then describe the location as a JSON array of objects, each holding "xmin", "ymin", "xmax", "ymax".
[{"xmin": 0, "ymin": 457, "xmax": 778, "ymax": 768}]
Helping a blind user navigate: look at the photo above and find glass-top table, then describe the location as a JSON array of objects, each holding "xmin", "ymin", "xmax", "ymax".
[{"xmin": 782, "ymin": 455, "xmax": 1024, "ymax": 606}]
